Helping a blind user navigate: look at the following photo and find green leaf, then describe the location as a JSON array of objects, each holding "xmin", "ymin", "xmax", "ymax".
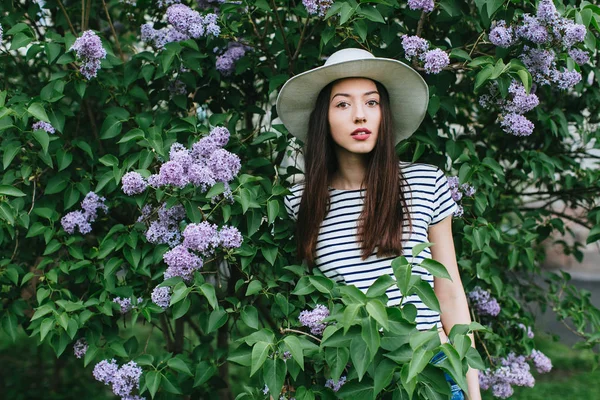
[
  {"xmin": 411, "ymin": 242, "xmax": 433, "ymax": 258},
  {"xmin": 193, "ymin": 361, "xmax": 216, "ymax": 387},
  {"xmin": 308, "ymin": 276, "xmax": 334, "ymax": 294},
  {"xmin": 28, "ymin": 103, "xmax": 50, "ymax": 122},
  {"xmin": 587, "ymin": 224, "xmax": 600, "ymax": 244},
  {"xmin": 339, "ymin": 3, "xmax": 355, "ymax": 25},
  {"xmin": 206, "ymin": 182, "xmax": 225, "ymax": 198},
  {"xmin": 411, "ymin": 280, "xmax": 440, "ymax": 312},
  {"xmin": 366, "ymin": 299, "xmax": 389, "ymax": 330},
  {"xmin": 263, "ymin": 358, "xmax": 287, "ymax": 399},
  {"xmin": 0, "ymin": 185, "xmax": 25, "ymax": 197},
  {"xmin": 407, "ymin": 346, "xmax": 433, "ymax": 381},
  {"xmin": 350, "ymin": 336, "xmax": 369, "ymax": 381},
  {"xmin": 373, "ymin": 359, "xmax": 396, "ymax": 397},
  {"xmin": 3, "ymin": 142, "xmax": 21, "ymax": 170},
  {"xmin": 360, "ymin": 317, "xmax": 380, "ymax": 361},
  {"xmin": 392, "ymin": 256, "xmax": 412, "ymax": 296},
  {"xmin": 40, "ymin": 318, "xmax": 54, "ymax": 342},
  {"xmin": 250, "ymin": 341, "xmax": 270, "ymax": 376},
  {"xmin": 267, "ymin": 199, "xmax": 279, "ymax": 224},
  {"xmin": 366, "ymin": 274, "xmax": 395, "ymax": 298},
  {"xmin": 200, "ymin": 283, "xmax": 218, "ymax": 309},
  {"xmin": 474, "ymin": 65, "xmax": 493, "ymax": 90},
  {"xmin": 100, "ymin": 117, "xmax": 123, "ymax": 139},
  {"xmin": 419, "ymin": 259, "xmax": 452, "ymax": 280},
  {"xmin": 358, "ymin": 6, "xmax": 385, "ymax": 23},
  {"xmin": 450, "ymin": 48, "xmax": 472, "ymax": 61},
  {"xmin": 56, "ymin": 149, "xmax": 73, "ymax": 171},
  {"xmin": 45, "ymin": 175, "xmax": 69, "ymax": 195},
  {"xmin": 33, "ymin": 129, "xmax": 50, "ymax": 154},
  {"xmin": 117, "ymin": 128, "xmax": 145, "ymax": 143},
  {"xmin": 241, "ymin": 305, "xmax": 259, "ymax": 330},
  {"xmin": 2, "ymin": 313, "xmax": 18, "ymax": 342},
  {"xmin": 283, "ymin": 335, "xmax": 304, "ymax": 370},
  {"xmin": 325, "ymin": 347, "xmax": 350, "ymax": 382},
  {"xmin": 341, "ymin": 303, "xmax": 361, "ymax": 334},
  {"xmin": 145, "ymin": 371, "xmax": 161, "ymax": 398},
  {"xmin": 206, "ymin": 308, "xmax": 228, "ymax": 334},
  {"xmin": 0, "ymin": 202, "xmax": 15, "ymax": 225},
  {"xmin": 246, "ymin": 280, "xmax": 263, "ymax": 296},
  {"xmin": 168, "ymin": 357, "xmax": 193, "ymax": 376},
  {"xmin": 466, "ymin": 346, "xmax": 485, "ymax": 370},
  {"xmin": 11, "ymin": 32, "xmax": 32, "ymax": 51}
]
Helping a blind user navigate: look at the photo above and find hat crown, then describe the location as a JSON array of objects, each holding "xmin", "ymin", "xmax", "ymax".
[{"xmin": 324, "ymin": 48, "xmax": 375, "ymax": 67}]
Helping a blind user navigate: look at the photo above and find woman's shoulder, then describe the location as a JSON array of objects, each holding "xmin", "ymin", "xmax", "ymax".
[
  {"xmin": 399, "ymin": 161, "xmax": 441, "ymax": 177},
  {"xmin": 286, "ymin": 182, "xmax": 305, "ymax": 199}
]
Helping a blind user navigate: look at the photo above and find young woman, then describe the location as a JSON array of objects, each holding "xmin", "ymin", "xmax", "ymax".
[{"xmin": 277, "ymin": 49, "xmax": 481, "ymax": 400}]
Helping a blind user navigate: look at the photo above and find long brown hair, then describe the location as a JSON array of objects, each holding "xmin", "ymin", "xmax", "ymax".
[{"xmin": 296, "ymin": 78, "xmax": 413, "ymax": 265}]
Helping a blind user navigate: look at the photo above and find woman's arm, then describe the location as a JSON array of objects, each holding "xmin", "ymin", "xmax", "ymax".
[{"xmin": 429, "ymin": 215, "xmax": 482, "ymax": 400}]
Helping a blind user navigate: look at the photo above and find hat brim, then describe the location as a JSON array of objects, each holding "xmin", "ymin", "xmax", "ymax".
[{"xmin": 276, "ymin": 57, "xmax": 429, "ymax": 145}]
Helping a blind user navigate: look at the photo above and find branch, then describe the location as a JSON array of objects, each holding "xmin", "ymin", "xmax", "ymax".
[
  {"xmin": 101, "ymin": 0, "xmax": 125, "ymax": 62},
  {"xmin": 57, "ymin": 0, "xmax": 77, "ymax": 35},
  {"xmin": 416, "ymin": 11, "xmax": 427, "ymax": 38},
  {"xmin": 292, "ymin": 17, "xmax": 309, "ymax": 62},
  {"xmin": 518, "ymin": 207, "xmax": 592, "ymax": 229},
  {"xmin": 270, "ymin": 0, "xmax": 293, "ymax": 67},
  {"xmin": 280, "ymin": 327, "xmax": 322, "ymax": 343}
]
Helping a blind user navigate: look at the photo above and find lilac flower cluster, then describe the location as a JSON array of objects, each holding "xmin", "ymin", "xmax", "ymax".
[
  {"xmin": 121, "ymin": 172, "xmax": 148, "ymax": 196},
  {"xmin": 298, "ymin": 304, "xmax": 330, "ymax": 336},
  {"xmin": 480, "ymin": 350, "xmax": 552, "ymax": 399},
  {"xmin": 69, "ymin": 30, "xmax": 107, "ymax": 80},
  {"xmin": 407, "ymin": 0, "xmax": 434, "ymax": 13},
  {"xmin": 141, "ymin": 4, "xmax": 219, "ymax": 50},
  {"xmin": 61, "ymin": 192, "xmax": 108, "ymax": 235},
  {"xmin": 302, "ymin": 0, "xmax": 334, "ymax": 17},
  {"xmin": 157, "ymin": 0, "xmax": 180, "ymax": 8},
  {"xmin": 216, "ymin": 42, "xmax": 249, "ymax": 76},
  {"xmin": 488, "ymin": 0, "xmax": 587, "ymax": 91},
  {"xmin": 73, "ymin": 338, "xmax": 88, "ymax": 359},
  {"xmin": 148, "ymin": 128, "xmax": 240, "ymax": 191},
  {"xmin": 447, "ymin": 176, "xmax": 475, "ymax": 218},
  {"xmin": 32, "ymin": 121, "xmax": 56, "ymax": 134},
  {"xmin": 325, "ymin": 376, "xmax": 347, "ymax": 392},
  {"xmin": 151, "ymin": 286, "xmax": 172, "ymax": 309},
  {"xmin": 467, "ymin": 286, "xmax": 501, "ymax": 317},
  {"xmin": 480, "ymin": 80, "xmax": 539, "ymax": 137},
  {"xmin": 163, "ymin": 244, "xmax": 203, "ymax": 281},
  {"xmin": 93, "ymin": 359, "xmax": 144, "ymax": 399},
  {"xmin": 145, "ymin": 203, "xmax": 186, "ymax": 247},
  {"xmin": 401, "ymin": 35, "xmax": 449, "ymax": 74}
]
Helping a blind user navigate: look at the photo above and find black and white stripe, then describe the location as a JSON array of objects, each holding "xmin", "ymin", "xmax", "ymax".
[{"xmin": 284, "ymin": 162, "xmax": 458, "ymax": 331}]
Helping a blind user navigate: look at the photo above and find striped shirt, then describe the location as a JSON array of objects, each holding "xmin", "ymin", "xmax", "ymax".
[{"xmin": 284, "ymin": 161, "xmax": 458, "ymax": 331}]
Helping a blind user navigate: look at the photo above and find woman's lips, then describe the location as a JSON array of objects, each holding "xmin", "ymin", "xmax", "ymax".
[{"xmin": 351, "ymin": 129, "xmax": 371, "ymax": 140}]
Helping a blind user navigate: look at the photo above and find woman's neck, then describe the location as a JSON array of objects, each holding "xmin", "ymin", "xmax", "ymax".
[{"xmin": 330, "ymin": 150, "xmax": 369, "ymax": 190}]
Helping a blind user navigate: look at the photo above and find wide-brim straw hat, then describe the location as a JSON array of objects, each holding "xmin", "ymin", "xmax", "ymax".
[{"xmin": 276, "ymin": 48, "xmax": 429, "ymax": 145}]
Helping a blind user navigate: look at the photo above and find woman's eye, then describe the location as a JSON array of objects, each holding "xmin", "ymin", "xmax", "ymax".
[
  {"xmin": 336, "ymin": 102, "xmax": 350, "ymax": 108},
  {"xmin": 367, "ymin": 100, "xmax": 379, "ymax": 106}
]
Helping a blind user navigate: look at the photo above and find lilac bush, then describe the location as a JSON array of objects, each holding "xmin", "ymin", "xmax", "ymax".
[{"xmin": 69, "ymin": 30, "xmax": 107, "ymax": 79}]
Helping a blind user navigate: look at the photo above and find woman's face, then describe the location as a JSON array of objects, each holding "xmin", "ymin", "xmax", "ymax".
[{"xmin": 328, "ymin": 77, "xmax": 381, "ymax": 156}]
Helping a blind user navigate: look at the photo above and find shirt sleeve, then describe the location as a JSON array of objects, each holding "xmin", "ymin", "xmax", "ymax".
[
  {"xmin": 283, "ymin": 193, "xmax": 298, "ymax": 221},
  {"xmin": 429, "ymin": 167, "xmax": 458, "ymax": 226}
]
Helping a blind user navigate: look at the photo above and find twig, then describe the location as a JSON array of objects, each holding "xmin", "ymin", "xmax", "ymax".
[
  {"xmin": 416, "ymin": 11, "xmax": 427, "ymax": 38},
  {"xmin": 81, "ymin": 0, "xmax": 85, "ymax": 31},
  {"xmin": 28, "ymin": 179, "xmax": 37, "ymax": 215},
  {"xmin": 101, "ymin": 0, "xmax": 125, "ymax": 62},
  {"xmin": 280, "ymin": 327, "xmax": 322, "ymax": 343},
  {"xmin": 10, "ymin": 233, "xmax": 19, "ymax": 262},
  {"xmin": 467, "ymin": 31, "xmax": 486, "ymax": 59},
  {"xmin": 143, "ymin": 325, "xmax": 154, "ymax": 353},
  {"xmin": 85, "ymin": 0, "xmax": 92, "ymax": 32},
  {"xmin": 57, "ymin": 0, "xmax": 77, "ymax": 35},
  {"xmin": 470, "ymin": 308, "xmax": 494, "ymax": 366},
  {"xmin": 292, "ymin": 17, "xmax": 309, "ymax": 61},
  {"xmin": 518, "ymin": 207, "xmax": 592, "ymax": 229},
  {"xmin": 270, "ymin": 0, "xmax": 293, "ymax": 65}
]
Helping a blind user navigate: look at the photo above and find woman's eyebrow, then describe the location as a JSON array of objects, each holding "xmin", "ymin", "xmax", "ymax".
[{"xmin": 330, "ymin": 91, "xmax": 380, "ymax": 102}]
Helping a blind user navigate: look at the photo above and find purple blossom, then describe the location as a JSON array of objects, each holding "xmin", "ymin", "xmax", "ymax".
[
  {"xmin": 209, "ymin": 127, "xmax": 230, "ymax": 147},
  {"xmin": 93, "ymin": 359, "xmax": 119, "ymax": 385},
  {"xmin": 551, "ymin": 69, "xmax": 582, "ymax": 90},
  {"xmin": 461, "ymin": 183, "xmax": 476, "ymax": 197},
  {"xmin": 518, "ymin": 323, "xmax": 535, "ymax": 338},
  {"xmin": 401, "ymin": 35, "xmax": 429, "ymax": 59},
  {"xmin": 188, "ymin": 163, "xmax": 216, "ymax": 190},
  {"xmin": 216, "ymin": 42, "xmax": 248, "ymax": 76},
  {"xmin": 530, "ymin": 349, "xmax": 552, "ymax": 373},
  {"xmin": 298, "ymin": 304, "xmax": 330, "ymax": 336},
  {"xmin": 491, "ymin": 382, "xmax": 514, "ymax": 399},
  {"xmin": 81, "ymin": 192, "xmax": 108, "ymax": 222},
  {"xmin": 536, "ymin": 0, "xmax": 558, "ymax": 24},
  {"xmin": 468, "ymin": 286, "xmax": 501, "ymax": 316},
  {"xmin": 169, "ymin": 143, "xmax": 193, "ymax": 169},
  {"xmin": 163, "ymin": 244, "xmax": 203, "ymax": 281},
  {"xmin": 407, "ymin": 0, "xmax": 434, "ymax": 13},
  {"xmin": 141, "ymin": 24, "xmax": 189, "ymax": 49},
  {"xmin": 158, "ymin": 160, "xmax": 189, "ymax": 187},
  {"xmin": 145, "ymin": 204, "xmax": 185, "ymax": 247},
  {"xmin": 489, "ymin": 21, "xmax": 515, "ymax": 48},
  {"xmin": 500, "ymin": 113, "xmax": 535, "ymax": 137},
  {"xmin": 420, "ymin": 48, "xmax": 449, "ymax": 74},
  {"xmin": 302, "ymin": 0, "xmax": 334, "ymax": 17},
  {"xmin": 61, "ymin": 210, "xmax": 92, "ymax": 235},
  {"xmin": 122, "ymin": 396, "xmax": 146, "ymax": 400},
  {"xmin": 282, "ymin": 351, "xmax": 292, "ymax": 360},
  {"xmin": 121, "ymin": 172, "xmax": 148, "ymax": 196},
  {"xmin": 520, "ymin": 46, "xmax": 556, "ymax": 86},
  {"xmin": 166, "ymin": 4, "xmax": 204, "ymax": 38},
  {"xmin": 203, "ymin": 13, "xmax": 221, "ymax": 36},
  {"xmin": 113, "ymin": 297, "xmax": 133, "ymax": 313},
  {"xmin": 325, "ymin": 376, "xmax": 347, "ymax": 392},
  {"xmin": 516, "ymin": 14, "xmax": 549, "ymax": 44},
  {"xmin": 218, "ymin": 226, "xmax": 243, "ymax": 249},
  {"xmin": 151, "ymin": 286, "xmax": 172, "ymax": 309},
  {"xmin": 111, "ymin": 361, "xmax": 143, "ymax": 397},
  {"xmin": 182, "ymin": 221, "xmax": 219, "ymax": 254},
  {"xmin": 568, "ymin": 48, "xmax": 590, "ymax": 66},
  {"xmin": 73, "ymin": 338, "xmax": 88, "ymax": 359},
  {"xmin": 69, "ymin": 30, "xmax": 107, "ymax": 79},
  {"xmin": 481, "ymin": 352, "xmax": 537, "ymax": 398},
  {"xmin": 192, "ymin": 136, "xmax": 219, "ymax": 160},
  {"xmin": 562, "ymin": 23, "xmax": 586, "ymax": 48},
  {"xmin": 505, "ymin": 81, "xmax": 539, "ymax": 114},
  {"xmin": 32, "ymin": 121, "xmax": 56, "ymax": 134},
  {"xmin": 208, "ymin": 149, "xmax": 241, "ymax": 183},
  {"xmin": 157, "ymin": 0, "xmax": 181, "ymax": 8},
  {"xmin": 453, "ymin": 204, "xmax": 464, "ymax": 217}
]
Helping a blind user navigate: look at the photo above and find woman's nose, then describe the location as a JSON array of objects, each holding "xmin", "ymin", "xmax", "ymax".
[{"xmin": 353, "ymin": 105, "xmax": 366, "ymax": 123}]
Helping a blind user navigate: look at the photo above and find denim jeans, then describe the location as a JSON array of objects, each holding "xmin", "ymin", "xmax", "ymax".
[{"xmin": 430, "ymin": 350, "xmax": 466, "ymax": 400}]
